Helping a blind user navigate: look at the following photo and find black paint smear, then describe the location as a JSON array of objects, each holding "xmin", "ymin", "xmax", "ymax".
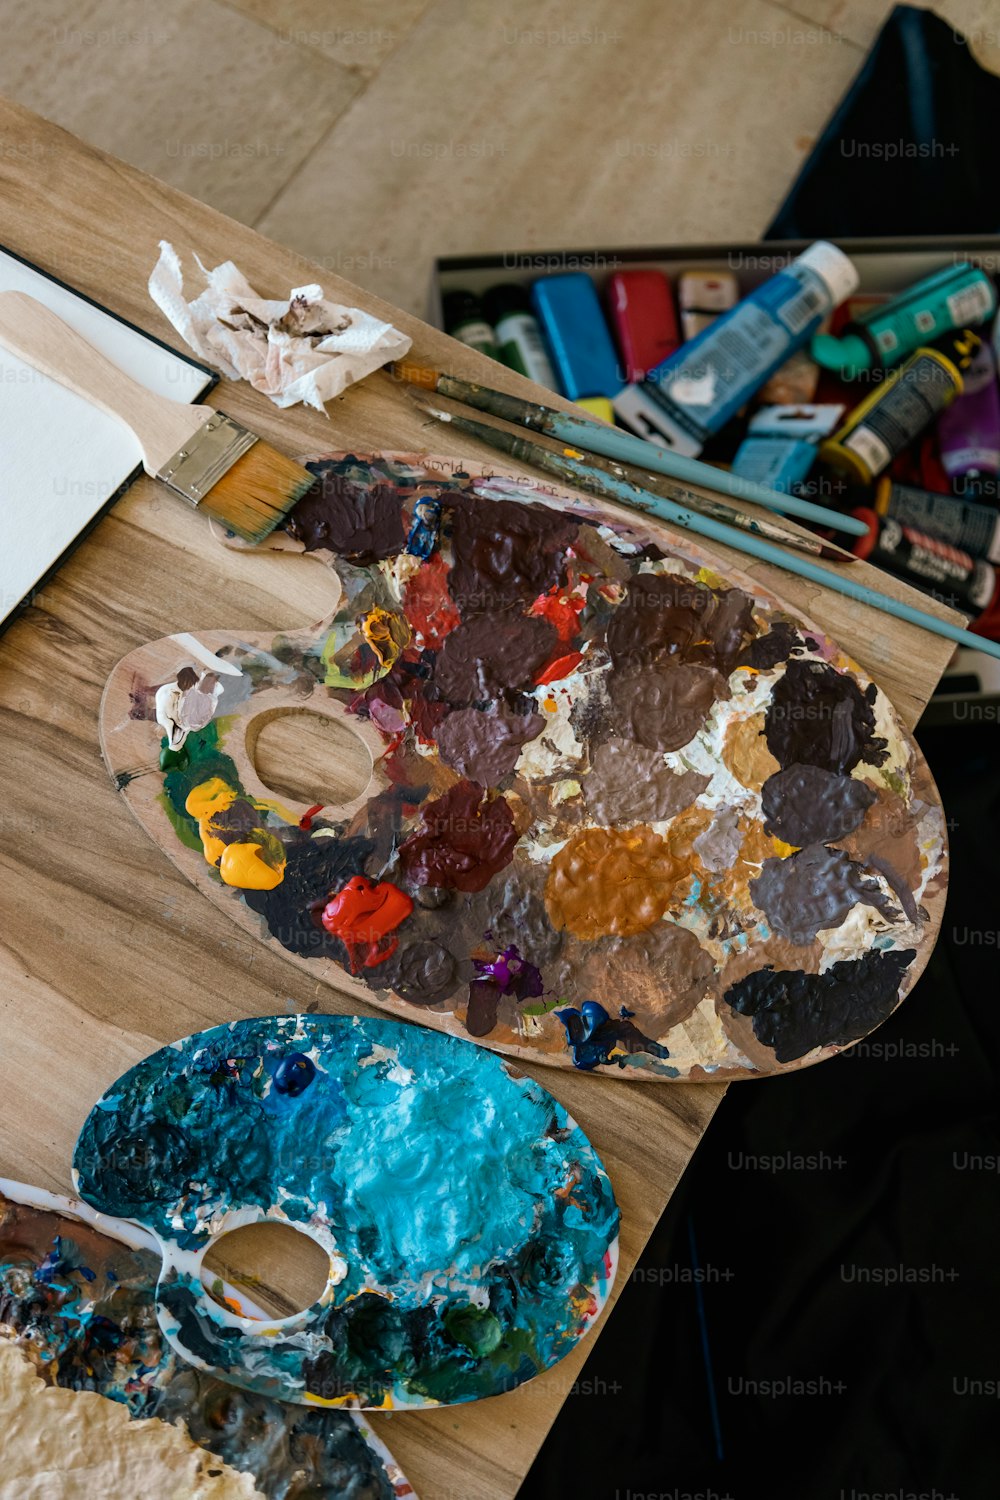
[
  {"xmin": 764, "ymin": 658, "xmax": 889, "ymax": 774},
  {"xmin": 243, "ymin": 832, "xmax": 374, "ymax": 957},
  {"xmin": 286, "ymin": 465, "xmax": 406, "ymax": 561},
  {"xmin": 725, "ymin": 947, "xmax": 916, "ymax": 1063},
  {"xmin": 741, "ymin": 620, "xmax": 805, "ymax": 670},
  {"xmin": 159, "ymin": 1278, "xmax": 245, "ymax": 1369}
]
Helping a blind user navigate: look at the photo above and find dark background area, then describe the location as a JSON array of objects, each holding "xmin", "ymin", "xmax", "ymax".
[{"xmin": 521, "ymin": 713, "xmax": 1000, "ymax": 1500}]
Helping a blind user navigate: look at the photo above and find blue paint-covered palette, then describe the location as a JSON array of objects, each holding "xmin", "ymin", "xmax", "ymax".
[{"xmin": 72, "ymin": 1015, "xmax": 620, "ymax": 1409}]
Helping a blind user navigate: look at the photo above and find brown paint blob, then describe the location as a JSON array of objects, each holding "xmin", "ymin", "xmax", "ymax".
[
  {"xmin": 582, "ymin": 738, "xmax": 710, "ymax": 827},
  {"xmin": 435, "ymin": 705, "xmax": 544, "ymax": 787},
  {"xmin": 605, "ymin": 573, "xmax": 757, "ymax": 672},
  {"xmin": 721, "ymin": 711, "xmax": 780, "ymax": 792},
  {"xmin": 608, "ymin": 664, "xmax": 724, "ymax": 752},
  {"xmin": 448, "ymin": 492, "xmax": 578, "ymax": 615},
  {"xmin": 286, "ymin": 472, "xmax": 405, "ymax": 560},
  {"xmin": 398, "ymin": 780, "xmax": 518, "ymax": 892},
  {"xmin": 432, "ymin": 613, "xmax": 557, "ymax": 704},
  {"xmin": 545, "ymin": 826, "xmax": 681, "ymax": 940},
  {"xmin": 553, "ymin": 920, "xmax": 717, "ymax": 1031}
]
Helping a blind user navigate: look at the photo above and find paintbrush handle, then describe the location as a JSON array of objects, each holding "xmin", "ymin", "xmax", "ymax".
[
  {"xmin": 0, "ymin": 291, "xmax": 207, "ymax": 471},
  {"xmin": 432, "ymin": 403, "xmax": 1000, "ymax": 663},
  {"xmin": 409, "ymin": 366, "xmax": 868, "ymax": 538}
]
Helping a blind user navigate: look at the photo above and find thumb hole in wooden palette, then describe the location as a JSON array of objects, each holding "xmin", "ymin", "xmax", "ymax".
[
  {"xmin": 251, "ymin": 708, "xmax": 374, "ymax": 809},
  {"xmin": 201, "ymin": 1221, "xmax": 333, "ymax": 1320}
]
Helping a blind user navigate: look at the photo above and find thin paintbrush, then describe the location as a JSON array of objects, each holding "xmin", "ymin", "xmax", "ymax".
[
  {"xmin": 0, "ymin": 292, "xmax": 314, "ymax": 543},
  {"xmin": 519, "ymin": 429, "xmax": 856, "ymax": 563},
  {"xmin": 413, "ymin": 395, "xmax": 1000, "ymax": 663},
  {"xmin": 392, "ymin": 360, "xmax": 868, "ymax": 538}
]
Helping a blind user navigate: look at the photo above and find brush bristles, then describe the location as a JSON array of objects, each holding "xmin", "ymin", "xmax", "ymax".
[{"xmin": 203, "ymin": 442, "xmax": 315, "ymax": 543}]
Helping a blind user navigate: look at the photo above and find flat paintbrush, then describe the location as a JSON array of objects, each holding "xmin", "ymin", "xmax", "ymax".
[
  {"xmin": 0, "ymin": 291, "xmax": 314, "ymax": 543},
  {"xmin": 391, "ymin": 360, "xmax": 869, "ymax": 538},
  {"xmin": 413, "ymin": 394, "xmax": 1000, "ymax": 663}
]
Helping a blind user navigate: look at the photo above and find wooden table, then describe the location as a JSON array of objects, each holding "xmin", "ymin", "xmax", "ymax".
[{"xmin": 0, "ymin": 95, "xmax": 960, "ymax": 1500}]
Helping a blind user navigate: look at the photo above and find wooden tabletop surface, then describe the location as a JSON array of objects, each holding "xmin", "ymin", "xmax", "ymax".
[{"xmin": 0, "ymin": 95, "xmax": 960, "ymax": 1500}]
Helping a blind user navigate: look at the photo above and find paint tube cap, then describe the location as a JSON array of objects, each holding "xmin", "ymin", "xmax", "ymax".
[
  {"xmin": 849, "ymin": 506, "xmax": 879, "ymax": 560},
  {"xmin": 971, "ymin": 566, "xmax": 1000, "ymax": 639},
  {"xmin": 796, "ymin": 242, "xmax": 859, "ymax": 306},
  {"xmin": 811, "ymin": 330, "xmax": 871, "ymax": 378},
  {"xmin": 483, "ymin": 283, "xmax": 531, "ymax": 323},
  {"xmin": 442, "ymin": 289, "xmax": 487, "ymax": 332}
]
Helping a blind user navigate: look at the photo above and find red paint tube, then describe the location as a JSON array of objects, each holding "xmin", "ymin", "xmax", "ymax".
[{"xmin": 608, "ymin": 270, "xmax": 680, "ymax": 382}]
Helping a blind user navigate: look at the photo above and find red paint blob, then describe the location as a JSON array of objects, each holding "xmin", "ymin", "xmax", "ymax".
[
  {"xmin": 403, "ymin": 552, "xmax": 460, "ymax": 650},
  {"xmin": 529, "ymin": 584, "xmax": 585, "ymax": 644},
  {"xmin": 321, "ymin": 875, "xmax": 414, "ymax": 972},
  {"xmin": 536, "ymin": 650, "xmax": 584, "ymax": 686}
]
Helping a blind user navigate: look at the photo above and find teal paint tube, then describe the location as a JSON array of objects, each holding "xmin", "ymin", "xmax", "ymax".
[{"xmin": 812, "ymin": 261, "xmax": 997, "ymax": 381}]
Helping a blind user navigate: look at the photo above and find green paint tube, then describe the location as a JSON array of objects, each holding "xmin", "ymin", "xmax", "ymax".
[
  {"xmin": 484, "ymin": 283, "xmax": 559, "ymax": 389},
  {"xmin": 812, "ymin": 261, "xmax": 996, "ymax": 380},
  {"xmin": 442, "ymin": 289, "xmax": 500, "ymax": 359}
]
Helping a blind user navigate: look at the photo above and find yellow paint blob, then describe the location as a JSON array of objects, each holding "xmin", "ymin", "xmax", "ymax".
[
  {"xmin": 185, "ymin": 777, "xmax": 237, "ymax": 821},
  {"xmin": 186, "ymin": 778, "xmax": 240, "ymax": 868},
  {"xmin": 219, "ymin": 842, "xmax": 285, "ymax": 890}
]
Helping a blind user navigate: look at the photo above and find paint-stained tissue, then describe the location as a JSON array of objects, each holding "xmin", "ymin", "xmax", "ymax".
[
  {"xmin": 148, "ymin": 243, "xmax": 411, "ymax": 410},
  {"xmin": 106, "ymin": 453, "xmax": 947, "ymax": 1081}
]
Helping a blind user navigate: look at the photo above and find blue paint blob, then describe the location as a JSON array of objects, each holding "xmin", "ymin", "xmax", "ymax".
[
  {"xmin": 556, "ymin": 1001, "xmax": 672, "ymax": 1071},
  {"xmin": 273, "ymin": 1052, "xmax": 316, "ymax": 1096}
]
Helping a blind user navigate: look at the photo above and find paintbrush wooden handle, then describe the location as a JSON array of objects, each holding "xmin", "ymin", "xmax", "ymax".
[{"xmin": 0, "ymin": 291, "xmax": 208, "ymax": 472}]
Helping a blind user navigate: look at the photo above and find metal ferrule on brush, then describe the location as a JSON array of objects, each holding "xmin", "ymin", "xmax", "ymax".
[{"xmin": 156, "ymin": 411, "xmax": 258, "ymax": 506}]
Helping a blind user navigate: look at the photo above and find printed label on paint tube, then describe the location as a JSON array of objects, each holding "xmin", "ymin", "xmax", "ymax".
[
  {"xmin": 875, "ymin": 516, "xmax": 995, "ymax": 613},
  {"xmin": 843, "ymin": 354, "xmax": 958, "ymax": 477},
  {"xmin": 843, "ymin": 425, "xmax": 893, "ymax": 474},
  {"xmin": 947, "ymin": 279, "xmax": 995, "ymax": 328},
  {"xmin": 495, "ymin": 312, "xmax": 558, "ymax": 388},
  {"xmin": 880, "ymin": 482, "xmax": 1000, "ymax": 563}
]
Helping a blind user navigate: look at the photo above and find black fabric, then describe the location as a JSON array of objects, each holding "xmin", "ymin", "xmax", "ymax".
[
  {"xmin": 519, "ymin": 719, "xmax": 1000, "ymax": 1498},
  {"xmin": 766, "ymin": 5, "xmax": 1000, "ymax": 239}
]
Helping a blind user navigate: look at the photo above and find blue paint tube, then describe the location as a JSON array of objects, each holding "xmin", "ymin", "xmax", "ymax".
[
  {"xmin": 730, "ymin": 403, "xmax": 844, "ymax": 493},
  {"xmin": 613, "ymin": 242, "xmax": 859, "ymax": 456}
]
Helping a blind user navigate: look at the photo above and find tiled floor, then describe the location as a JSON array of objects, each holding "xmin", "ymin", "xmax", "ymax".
[{"xmin": 0, "ymin": 0, "xmax": 996, "ymax": 315}]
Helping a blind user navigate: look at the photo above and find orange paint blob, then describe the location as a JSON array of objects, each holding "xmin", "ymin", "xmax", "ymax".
[{"xmin": 545, "ymin": 826, "xmax": 681, "ymax": 940}]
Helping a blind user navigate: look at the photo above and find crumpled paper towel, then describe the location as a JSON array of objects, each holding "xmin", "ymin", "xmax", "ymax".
[{"xmin": 148, "ymin": 241, "xmax": 411, "ymax": 411}]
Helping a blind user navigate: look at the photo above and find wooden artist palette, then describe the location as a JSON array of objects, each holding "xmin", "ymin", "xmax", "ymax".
[
  {"xmin": 100, "ymin": 451, "xmax": 948, "ymax": 1081},
  {"xmin": 0, "ymin": 1178, "xmax": 414, "ymax": 1495},
  {"xmin": 71, "ymin": 1014, "xmax": 620, "ymax": 1410}
]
